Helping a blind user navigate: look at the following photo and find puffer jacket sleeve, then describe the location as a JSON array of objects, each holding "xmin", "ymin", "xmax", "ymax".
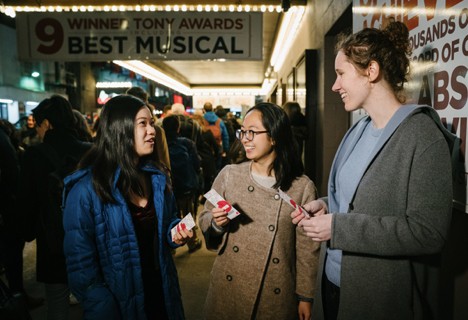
[
  {"xmin": 165, "ymin": 191, "xmax": 182, "ymax": 248},
  {"xmin": 63, "ymin": 179, "xmax": 120, "ymax": 319}
]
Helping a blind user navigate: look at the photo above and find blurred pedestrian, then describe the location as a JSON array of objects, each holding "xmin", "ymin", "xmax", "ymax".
[
  {"xmin": 163, "ymin": 115, "xmax": 202, "ymax": 253},
  {"xmin": 0, "ymin": 119, "xmax": 44, "ymax": 312},
  {"xmin": 20, "ymin": 114, "xmax": 41, "ymax": 148},
  {"xmin": 18, "ymin": 95, "xmax": 92, "ymax": 319},
  {"xmin": 283, "ymin": 101, "xmax": 307, "ymax": 163}
]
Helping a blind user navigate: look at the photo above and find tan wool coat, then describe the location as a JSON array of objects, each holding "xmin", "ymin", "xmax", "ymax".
[{"xmin": 199, "ymin": 162, "xmax": 320, "ymax": 320}]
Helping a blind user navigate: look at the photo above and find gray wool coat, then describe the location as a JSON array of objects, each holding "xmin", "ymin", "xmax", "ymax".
[
  {"xmin": 312, "ymin": 107, "xmax": 453, "ymax": 320},
  {"xmin": 199, "ymin": 161, "xmax": 320, "ymax": 320}
]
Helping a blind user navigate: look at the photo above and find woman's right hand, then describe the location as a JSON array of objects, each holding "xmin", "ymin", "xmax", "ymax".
[
  {"xmin": 212, "ymin": 206, "xmax": 230, "ymax": 228},
  {"xmin": 291, "ymin": 199, "xmax": 329, "ymax": 224}
]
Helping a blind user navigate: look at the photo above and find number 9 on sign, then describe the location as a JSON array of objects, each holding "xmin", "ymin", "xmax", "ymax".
[{"xmin": 36, "ymin": 18, "xmax": 64, "ymax": 54}]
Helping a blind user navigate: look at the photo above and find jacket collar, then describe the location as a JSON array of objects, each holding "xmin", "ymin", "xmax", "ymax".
[{"xmin": 328, "ymin": 105, "xmax": 427, "ymax": 212}]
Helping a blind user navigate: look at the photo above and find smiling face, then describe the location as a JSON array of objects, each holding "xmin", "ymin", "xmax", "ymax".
[
  {"xmin": 332, "ymin": 50, "xmax": 371, "ymax": 112},
  {"xmin": 241, "ymin": 110, "xmax": 275, "ymax": 166},
  {"xmin": 134, "ymin": 106, "xmax": 156, "ymax": 157}
]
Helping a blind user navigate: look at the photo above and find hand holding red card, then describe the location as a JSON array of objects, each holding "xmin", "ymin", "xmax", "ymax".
[
  {"xmin": 278, "ymin": 189, "xmax": 311, "ymax": 218},
  {"xmin": 204, "ymin": 189, "xmax": 241, "ymax": 220}
]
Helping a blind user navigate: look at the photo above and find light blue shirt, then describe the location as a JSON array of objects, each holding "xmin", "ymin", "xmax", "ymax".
[{"xmin": 325, "ymin": 121, "xmax": 383, "ymax": 287}]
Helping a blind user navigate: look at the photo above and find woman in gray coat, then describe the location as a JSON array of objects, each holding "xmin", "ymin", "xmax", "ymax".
[
  {"xmin": 199, "ymin": 103, "xmax": 320, "ymax": 320},
  {"xmin": 292, "ymin": 20, "xmax": 453, "ymax": 320}
]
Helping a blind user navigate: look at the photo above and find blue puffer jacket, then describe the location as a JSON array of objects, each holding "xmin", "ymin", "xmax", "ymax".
[{"xmin": 62, "ymin": 164, "xmax": 185, "ymax": 320}]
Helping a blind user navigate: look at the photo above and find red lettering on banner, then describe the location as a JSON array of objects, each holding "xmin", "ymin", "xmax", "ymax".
[
  {"xmin": 442, "ymin": 117, "xmax": 467, "ymax": 159},
  {"xmin": 409, "ymin": 17, "xmax": 457, "ymax": 50},
  {"xmin": 418, "ymin": 75, "xmax": 432, "ymax": 107},
  {"xmin": 463, "ymin": 33, "xmax": 468, "ymax": 55},
  {"xmin": 446, "ymin": 0, "xmax": 464, "ymax": 8},
  {"xmin": 451, "ymin": 65, "xmax": 468, "ymax": 110},
  {"xmin": 432, "ymin": 66, "xmax": 468, "ymax": 110},
  {"xmin": 460, "ymin": 8, "xmax": 468, "ymax": 29},
  {"xmin": 423, "ymin": 0, "xmax": 437, "ymax": 21},
  {"xmin": 403, "ymin": 0, "xmax": 419, "ymax": 31},
  {"xmin": 359, "ymin": 0, "xmax": 378, "ymax": 16}
]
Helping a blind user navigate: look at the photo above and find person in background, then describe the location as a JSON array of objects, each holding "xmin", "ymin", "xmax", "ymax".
[
  {"xmin": 203, "ymin": 102, "xmax": 230, "ymax": 170},
  {"xmin": 226, "ymin": 111, "xmax": 241, "ymax": 133},
  {"xmin": 0, "ymin": 119, "xmax": 44, "ymax": 311},
  {"xmin": 282, "ymin": 101, "xmax": 307, "ymax": 163},
  {"xmin": 20, "ymin": 114, "xmax": 41, "ymax": 148},
  {"xmin": 171, "ymin": 103, "xmax": 190, "ymax": 117},
  {"xmin": 19, "ymin": 95, "xmax": 92, "ymax": 320},
  {"xmin": 162, "ymin": 115, "xmax": 203, "ymax": 253},
  {"xmin": 191, "ymin": 114, "xmax": 219, "ymax": 194},
  {"xmin": 214, "ymin": 105, "xmax": 236, "ymax": 148},
  {"xmin": 291, "ymin": 20, "xmax": 453, "ymax": 320},
  {"xmin": 127, "ymin": 86, "xmax": 171, "ymax": 171},
  {"xmin": 158, "ymin": 104, "xmax": 173, "ymax": 123},
  {"xmin": 171, "ymin": 103, "xmax": 204, "ymax": 147},
  {"xmin": 72, "ymin": 109, "xmax": 93, "ymax": 143},
  {"xmin": 63, "ymin": 95, "xmax": 191, "ymax": 319},
  {"xmin": 199, "ymin": 102, "xmax": 320, "ymax": 320},
  {"xmin": 170, "ymin": 103, "xmax": 210, "ymax": 215}
]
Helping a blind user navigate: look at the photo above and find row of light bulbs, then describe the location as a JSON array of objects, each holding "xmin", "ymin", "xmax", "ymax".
[
  {"xmin": 2, "ymin": 4, "xmax": 285, "ymax": 18},
  {"xmin": 0, "ymin": 4, "xmax": 305, "ymax": 98}
]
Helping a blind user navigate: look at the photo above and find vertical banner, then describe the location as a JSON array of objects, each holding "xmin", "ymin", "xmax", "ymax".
[{"xmin": 353, "ymin": 0, "xmax": 468, "ymax": 212}]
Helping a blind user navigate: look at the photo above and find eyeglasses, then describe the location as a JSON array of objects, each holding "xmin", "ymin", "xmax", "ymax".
[{"xmin": 235, "ymin": 129, "xmax": 269, "ymax": 141}]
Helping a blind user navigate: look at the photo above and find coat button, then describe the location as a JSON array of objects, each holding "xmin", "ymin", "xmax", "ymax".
[
  {"xmin": 268, "ymin": 225, "xmax": 275, "ymax": 231},
  {"xmin": 272, "ymin": 258, "xmax": 279, "ymax": 264},
  {"xmin": 274, "ymin": 288, "xmax": 281, "ymax": 294},
  {"xmin": 226, "ymin": 275, "xmax": 233, "ymax": 281},
  {"xmin": 233, "ymin": 246, "xmax": 239, "ymax": 252},
  {"xmin": 274, "ymin": 194, "xmax": 280, "ymax": 200},
  {"xmin": 248, "ymin": 186, "xmax": 254, "ymax": 192}
]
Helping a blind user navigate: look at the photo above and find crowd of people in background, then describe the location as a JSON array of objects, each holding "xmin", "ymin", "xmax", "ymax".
[
  {"xmin": 0, "ymin": 19, "xmax": 455, "ymax": 320},
  {"xmin": 0, "ymin": 92, "xmax": 306, "ymax": 319}
]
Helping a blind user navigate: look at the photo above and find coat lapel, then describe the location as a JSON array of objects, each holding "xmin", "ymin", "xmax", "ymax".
[{"xmin": 329, "ymin": 105, "xmax": 421, "ymax": 212}]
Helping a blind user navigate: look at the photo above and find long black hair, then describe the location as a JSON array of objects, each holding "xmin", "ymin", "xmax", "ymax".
[
  {"xmin": 245, "ymin": 102, "xmax": 304, "ymax": 190},
  {"xmin": 79, "ymin": 94, "xmax": 153, "ymax": 203}
]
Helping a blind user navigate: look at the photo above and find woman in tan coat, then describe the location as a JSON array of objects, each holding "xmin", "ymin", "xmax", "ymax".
[{"xmin": 199, "ymin": 103, "xmax": 320, "ymax": 320}]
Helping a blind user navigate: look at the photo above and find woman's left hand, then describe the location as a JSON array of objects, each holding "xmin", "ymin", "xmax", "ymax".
[{"xmin": 172, "ymin": 226, "xmax": 195, "ymax": 245}]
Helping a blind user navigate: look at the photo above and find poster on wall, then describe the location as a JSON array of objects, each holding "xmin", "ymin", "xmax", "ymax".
[{"xmin": 353, "ymin": 0, "xmax": 468, "ymax": 212}]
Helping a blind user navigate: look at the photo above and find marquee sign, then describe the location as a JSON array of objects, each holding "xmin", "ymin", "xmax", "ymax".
[{"xmin": 16, "ymin": 11, "xmax": 262, "ymax": 61}]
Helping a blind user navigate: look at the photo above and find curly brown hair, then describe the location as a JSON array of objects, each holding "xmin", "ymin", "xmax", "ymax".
[{"xmin": 336, "ymin": 19, "xmax": 412, "ymax": 103}]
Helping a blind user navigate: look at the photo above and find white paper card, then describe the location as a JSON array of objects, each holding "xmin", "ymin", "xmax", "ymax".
[
  {"xmin": 171, "ymin": 213, "xmax": 196, "ymax": 241},
  {"xmin": 204, "ymin": 189, "xmax": 241, "ymax": 220},
  {"xmin": 278, "ymin": 189, "xmax": 311, "ymax": 218}
]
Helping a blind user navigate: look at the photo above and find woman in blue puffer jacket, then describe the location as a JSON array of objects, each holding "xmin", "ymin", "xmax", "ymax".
[{"xmin": 63, "ymin": 95, "xmax": 194, "ymax": 320}]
